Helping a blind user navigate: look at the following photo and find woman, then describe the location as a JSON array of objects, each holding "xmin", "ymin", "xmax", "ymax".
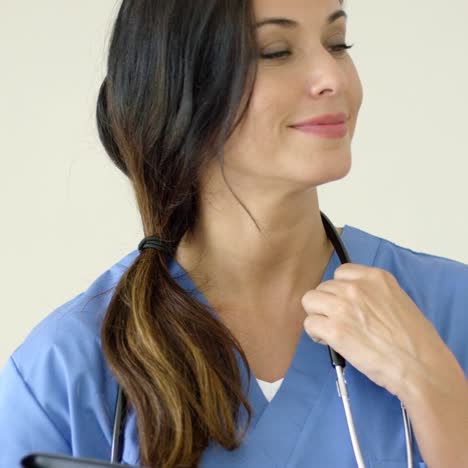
[{"xmin": 1, "ymin": 0, "xmax": 467, "ymax": 466}]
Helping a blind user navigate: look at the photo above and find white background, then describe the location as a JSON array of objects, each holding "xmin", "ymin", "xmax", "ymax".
[{"xmin": 1, "ymin": 0, "xmax": 467, "ymax": 367}]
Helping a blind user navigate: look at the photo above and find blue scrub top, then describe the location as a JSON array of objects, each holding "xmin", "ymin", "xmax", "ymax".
[{"xmin": 1, "ymin": 225, "xmax": 467, "ymax": 467}]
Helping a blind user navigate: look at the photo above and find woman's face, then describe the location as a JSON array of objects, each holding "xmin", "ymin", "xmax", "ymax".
[{"xmin": 221, "ymin": 0, "xmax": 363, "ymax": 193}]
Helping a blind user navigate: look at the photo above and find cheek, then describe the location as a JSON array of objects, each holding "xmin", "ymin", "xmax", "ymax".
[
  {"xmin": 249, "ymin": 76, "xmax": 298, "ymax": 136},
  {"xmin": 341, "ymin": 61, "xmax": 363, "ymax": 140},
  {"xmin": 250, "ymin": 79, "xmax": 286, "ymax": 118},
  {"xmin": 348, "ymin": 61, "xmax": 363, "ymax": 115}
]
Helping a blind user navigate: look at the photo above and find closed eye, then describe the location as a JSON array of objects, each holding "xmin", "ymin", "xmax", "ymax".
[{"xmin": 260, "ymin": 43, "xmax": 354, "ymax": 60}]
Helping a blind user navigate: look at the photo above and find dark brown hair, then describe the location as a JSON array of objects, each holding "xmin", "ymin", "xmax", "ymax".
[
  {"xmin": 96, "ymin": 0, "xmax": 345, "ymax": 466},
  {"xmin": 96, "ymin": 0, "xmax": 259, "ymax": 466}
]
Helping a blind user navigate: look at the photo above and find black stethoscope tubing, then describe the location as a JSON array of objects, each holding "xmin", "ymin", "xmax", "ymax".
[{"xmin": 110, "ymin": 210, "xmax": 349, "ymax": 463}]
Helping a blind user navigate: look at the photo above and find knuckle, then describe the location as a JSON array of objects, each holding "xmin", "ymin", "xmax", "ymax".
[
  {"xmin": 376, "ymin": 268, "xmax": 396, "ymax": 291},
  {"xmin": 375, "ymin": 267, "xmax": 391, "ymax": 282},
  {"xmin": 345, "ymin": 282, "xmax": 361, "ymax": 300},
  {"xmin": 336, "ymin": 299, "xmax": 351, "ymax": 316}
]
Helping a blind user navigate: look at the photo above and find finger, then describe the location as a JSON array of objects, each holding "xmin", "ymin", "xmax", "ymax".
[
  {"xmin": 301, "ymin": 289, "xmax": 347, "ymax": 319},
  {"xmin": 316, "ymin": 279, "xmax": 349, "ymax": 295},
  {"xmin": 333, "ymin": 265, "xmax": 397, "ymax": 310},
  {"xmin": 318, "ymin": 279, "xmax": 367, "ymax": 308},
  {"xmin": 334, "ymin": 263, "xmax": 391, "ymax": 283},
  {"xmin": 304, "ymin": 314, "xmax": 330, "ymax": 345},
  {"xmin": 333, "ymin": 263, "xmax": 368, "ymax": 279}
]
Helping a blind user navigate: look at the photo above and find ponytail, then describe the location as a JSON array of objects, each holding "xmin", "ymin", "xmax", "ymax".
[
  {"xmin": 96, "ymin": 0, "xmax": 259, "ymax": 464},
  {"xmin": 101, "ymin": 244, "xmax": 252, "ymax": 466}
]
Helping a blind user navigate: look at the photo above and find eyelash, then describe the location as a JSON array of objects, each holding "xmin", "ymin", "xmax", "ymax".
[{"xmin": 260, "ymin": 43, "xmax": 354, "ymax": 60}]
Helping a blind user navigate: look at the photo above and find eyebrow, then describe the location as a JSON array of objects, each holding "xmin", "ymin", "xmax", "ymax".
[{"xmin": 255, "ymin": 9, "xmax": 347, "ymax": 29}]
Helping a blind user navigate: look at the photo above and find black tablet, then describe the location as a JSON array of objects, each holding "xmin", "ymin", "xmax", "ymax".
[{"xmin": 21, "ymin": 453, "xmax": 139, "ymax": 468}]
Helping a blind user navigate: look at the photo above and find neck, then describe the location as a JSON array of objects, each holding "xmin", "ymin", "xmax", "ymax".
[{"xmin": 175, "ymin": 187, "xmax": 340, "ymax": 318}]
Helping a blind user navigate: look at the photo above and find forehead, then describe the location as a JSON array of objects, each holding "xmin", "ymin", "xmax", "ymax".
[{"xmin": 253, "ymin": 0, "xmax": 343, "ymax": 24}]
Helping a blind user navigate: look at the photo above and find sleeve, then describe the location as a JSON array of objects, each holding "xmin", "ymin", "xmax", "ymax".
[
  {"xmin": 0, "ymin": 357, "xmax": 71, "ymax": 468},
  {"xmin": 0, "ymin": 308, "xmax": 118, "ymax": 464}
]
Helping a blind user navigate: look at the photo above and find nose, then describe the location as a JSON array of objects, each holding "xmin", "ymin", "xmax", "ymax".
[{"xmin": 306, "ymin": 50, "xmax": 347, "ymax": 98}]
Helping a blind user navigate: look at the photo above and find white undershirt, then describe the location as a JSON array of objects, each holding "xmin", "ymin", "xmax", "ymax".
[{"xmin": 256, "ymin": 377, "xmax": 285, "ymax": 402}]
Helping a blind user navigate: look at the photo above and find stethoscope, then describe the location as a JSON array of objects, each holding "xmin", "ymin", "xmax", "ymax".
[{"xmin": 109, "ymin": 211, "xmax": 414, "ymax": 467}]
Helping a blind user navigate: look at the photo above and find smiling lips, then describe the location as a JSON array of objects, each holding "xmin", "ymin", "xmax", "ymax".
[{"xmin": 290, "ymin": 112, "xmax": 348, "ymax": 138}]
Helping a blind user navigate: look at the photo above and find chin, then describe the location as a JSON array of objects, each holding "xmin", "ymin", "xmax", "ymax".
[{"xmin": 285, "ymin": 148, "xmax": 352, "ymax": 184}]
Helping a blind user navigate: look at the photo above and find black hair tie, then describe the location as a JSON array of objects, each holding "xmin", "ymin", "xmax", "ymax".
[{"xmin": 138, "ymin": 236, "xmax": 173, "ymax": 255}]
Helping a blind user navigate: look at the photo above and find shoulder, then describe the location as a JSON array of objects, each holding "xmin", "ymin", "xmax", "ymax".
[
  {"xmin": 346, "ymin": 225, "xmax": 468, "ymax": 298},
  {"xmin": 348, "ymin": 225, "xmax": 468, "ymax": 373},
  {"xmin": 361, "ymin": 226, "xmax": 468, "ymax": 311},
  {"xmin": 12, "ymin": 248, "xmax": 140, "ymax": 380},
  {"xmin": 0, "ymin": 248, "xmax": 139, "ymax": 458}
]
